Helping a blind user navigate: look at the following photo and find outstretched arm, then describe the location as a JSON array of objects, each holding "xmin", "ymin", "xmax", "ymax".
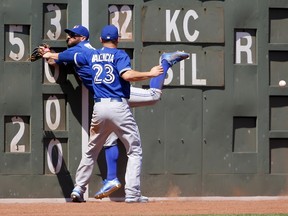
[
  {"xmin": 121, "ymin": 65, "xmax": 163, "ymax": 82},
  {"xmin": 43, "ymin": 52, "xmax": 59, "ymax": 60}
]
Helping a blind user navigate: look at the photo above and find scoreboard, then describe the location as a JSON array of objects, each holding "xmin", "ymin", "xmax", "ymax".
[{"xmin": 1, "ymin": 0, "xmax": 288, "ymax": 198}]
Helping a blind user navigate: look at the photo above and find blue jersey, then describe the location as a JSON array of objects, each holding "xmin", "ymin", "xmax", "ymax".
[
  {"xmin": 56, "ymin": 41, "xmax": 95, "ymax": 92},
  {"xmin": 75, "ymin": 47, "xmax": 132, "ymax": 99}
]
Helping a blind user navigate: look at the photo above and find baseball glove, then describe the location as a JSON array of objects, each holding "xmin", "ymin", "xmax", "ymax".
[{"xmin": 30, "ymin": 43, "xmax": 51, "ymax": 62}]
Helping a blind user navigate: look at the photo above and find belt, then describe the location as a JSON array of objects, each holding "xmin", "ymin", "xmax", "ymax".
[{"xmin": 95, "ymin": 98, "xmax": 123, "ymax": 102}]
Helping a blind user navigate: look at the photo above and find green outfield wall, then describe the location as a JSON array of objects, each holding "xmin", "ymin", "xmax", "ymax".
[{"xmin": 1, "ymin": 0, "xmax": 288, "ymax": 198}]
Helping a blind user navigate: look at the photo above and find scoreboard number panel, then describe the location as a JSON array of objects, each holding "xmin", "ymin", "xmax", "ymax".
[
  {"xmin": 141, "ymin": 4, "xmax": 224, "ymax": 43},
  {"xmin": 43, "ymin": 94, "xmax": 66, "ymax": 131},
  {"xmin": 43, "ymin": 48, "xmax": 68, "ymax": 84},
  {"xmin": 4, "ymin": 116, "xmax": 30, "ymax": 153},
  {"xmin": 44, "ymin": 60, "xmax": 60, "ymax": 84},
  {"xmin": 235, "ymin": 29, "xmax": 257, "ymax": 65},
  {"xmin": 44, "ymin": 138, "xmax": 68, "ymax": 175},
  {"xmin": 43, "ymin": 3, "xmax": 68, "ymax": 40},
  {"xmin": 4, "ymin": 25, "xmax": 30, "ymax": 61},
  {"xmin": 109, "ymin": 4, "xmax": 133, "ymax": 41},
  {"xmin": 141, "ymin": 46, "xmax": 224, "ymax": 87}
]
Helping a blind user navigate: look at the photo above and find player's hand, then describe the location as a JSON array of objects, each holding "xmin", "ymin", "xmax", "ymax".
[
  {"xmin": 29, "ymin": 43, "xmax": 51, "ymax": 62},
  {"xmin": 42, "ymin": 52, "xmax": 52, "ymax": 59},
  {"xmin": 38, "ymin": 45, "xmax": 51, "ymax": 56},
  {"xmin": 149, "ymin": 65, "xmax": 163, "ymax": 77}
]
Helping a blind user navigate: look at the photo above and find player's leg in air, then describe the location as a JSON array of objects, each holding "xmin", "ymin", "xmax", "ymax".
[
  {"xmin": 94, "ymin": 51, "xmax": 190, "ymax": 200},
  {"xmin": 128, "ymin": 51, "xmax": 190, "ymax": 107}
]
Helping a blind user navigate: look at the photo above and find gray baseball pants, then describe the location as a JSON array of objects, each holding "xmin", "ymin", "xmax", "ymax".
[
  {"xmin": 74, "ymin": 98, "xmax": 142, "ymax": 198},
  {"xmin": 104, "ymin": 87, "xmax": 161, "ymax": 148}
]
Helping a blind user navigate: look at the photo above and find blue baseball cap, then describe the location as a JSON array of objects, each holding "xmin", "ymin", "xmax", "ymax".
[
  {"xmin": 101, "ymin": 25, "xmax": 119, "ymax": 41},
  {"xmin": 64, "ymin": 25, "xmax": 89, "ymax": 39}
]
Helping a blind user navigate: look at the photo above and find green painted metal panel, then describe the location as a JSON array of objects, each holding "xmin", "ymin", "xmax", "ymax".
[
  {"xmin": 233, "ymin": 117, "xmax": 257, "ymax": 153},
  {"xmin": 233, "ymin": 66, "xmax": 258, "ymax": 116},
  {"xmin": 2, "ymin": 0, "xmax": 32, "ymax": 24},
  {"xmin": 270, "ymin": 96, "xmax": 288, "ymax": 130},
  {"xmin": 3, "ymin": 63, "xmax": 32, "ymax": 112},
  {"xmin": 232, "ymin": 153, "xmax": 257, "ymax": 174},
  {"xmin": 270, "ymin": 139, "xmax": 288, "ymax": 174},
  {"xmin": 164, "ymin": 89, "xmax": 202, "ymax": 174},
  {"xmin": 202, "ymin": 89, "xmax": 234, "ymax": 174},
  {"xmin": 136, "ymin": 102, "xmax": 166, "ymax": 174},
  {"xmin": 269, "ymin": 51, "xmax": 288, "ymax": 86},
  {"xmin": 3, "ymin": 0, "xmax": 288, "ymax": 199},
  {"xmin": 141, "ymin": 174, "xmax": 202, "ymax": 197},
  {"xmin": 142, "ymin": 1, "xmax": 224, "ymax": 43},
  {"xmin": 269, "ymin": 8, "xmax": 288, "ymax": 43},
  {"xmin": 0, "ymin": 175, "xmax": 74, "ymax": 198},
  {"xmin": 136, "ymin": 88, "xmax": 203, "ymax": 174},
  {"xmin": 140, "ymin": 45, "xmax": 224, "ymax": 87}
]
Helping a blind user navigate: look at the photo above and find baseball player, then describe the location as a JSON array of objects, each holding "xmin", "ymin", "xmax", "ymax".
[
  {"xmin": 71, "ymin": 24, "xmax": 163, "ymax": 203},
  {"xmin": 42, "ymin": 25, "xmax": 189, "ymax": 202},
  {"xmin": 95, "ymin": 52, "xmax": 189, "ymax": 199}
]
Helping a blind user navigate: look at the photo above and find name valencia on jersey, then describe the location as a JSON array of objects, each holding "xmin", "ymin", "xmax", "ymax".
[{"xmin": 92, "ymin": 53, "xmax": 114, "ymax": 63}]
